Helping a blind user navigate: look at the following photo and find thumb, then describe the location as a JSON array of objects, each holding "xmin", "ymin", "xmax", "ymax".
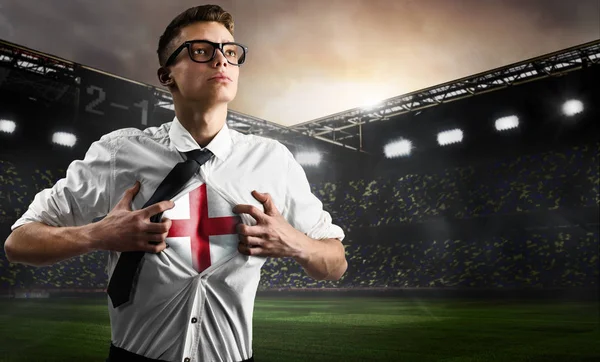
[
  {"xmin": 252, "ymin": 190, "xmax": 276, "ymax": 213},
  {"xmin": 251, "ymin": 190, "xmax": 267, "ymax": 202},
  {"xmin": 116, "ymin": 181, "xmax": 140, "ymax": 210}
]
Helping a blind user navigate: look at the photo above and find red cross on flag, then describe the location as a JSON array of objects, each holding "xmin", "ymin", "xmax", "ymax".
[{"xmin": 162, "ymin": 183, "xmax": 241, "ymax": 273}]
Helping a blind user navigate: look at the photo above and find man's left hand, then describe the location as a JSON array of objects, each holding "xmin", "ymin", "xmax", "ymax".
[{"xmin": 233, "ymin": 191, "xmax": 307, "ymax": 257}]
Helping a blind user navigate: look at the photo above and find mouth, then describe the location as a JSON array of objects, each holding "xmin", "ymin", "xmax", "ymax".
[{"xmin": 208, "ymin": 75, "xmax": 232, "ymax": 82}]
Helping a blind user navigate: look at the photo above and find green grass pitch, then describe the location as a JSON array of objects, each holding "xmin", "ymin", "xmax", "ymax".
[{"xmin": 0, "ymin": 296, "xmax": 598, "ymax": 361}]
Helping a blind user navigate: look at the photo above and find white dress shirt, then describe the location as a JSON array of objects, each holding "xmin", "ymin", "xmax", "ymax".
[{"xmin": 11, "ymin": 116, "xmax": 345, "ymax": 362}]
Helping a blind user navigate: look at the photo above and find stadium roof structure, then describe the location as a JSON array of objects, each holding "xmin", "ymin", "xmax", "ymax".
[
  {"xmin": 0, "ymin": 39, "xmax": 79, "ymax": 108},
  {"xmin": 0, "ymin": 38, "xmax": 298, "ymax": 146},
  {"xmin": 1, "ymin": 38, "xmax": 599, "ymax": 154},
  {"xmin": 290, "ymin": 39, "xmax": 600, "ymax": 153}
]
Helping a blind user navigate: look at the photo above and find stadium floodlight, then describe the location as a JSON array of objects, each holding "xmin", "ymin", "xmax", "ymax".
[
  {"xmin": 437, "ymin": 129, "xmax": 463, "ymax": 146},
  {"xmin": 0, "ymin": 119, "xmax": 16, "ymax": 134},
  {"xmin": 495, "ymin": 115, "xmax": 519, "ymax": 131},
  {"xmin": 158, "ymin": 103, "xmax": 175, "ymax": 111},
  {"xmin": 384, "ymin": 139, "xmax": 412, "ymax": 158},
  {"xmin": 295, "ymin": 151, "xmax": 322, "ymax": 166},
  {"xmin": 362, "ymin": 98, "xmax": 382, "ymax": 109},
  {"xmin": 562, "ymin": 99, "xmax": 584, "ymax": 117},
  {"xmin": 52, "ymin": 132, "xmax": 77, "ymax": 147}
]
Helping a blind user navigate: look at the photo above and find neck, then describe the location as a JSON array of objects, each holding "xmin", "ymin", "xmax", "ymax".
[{"xmin": 174, "ymin": 101, "xmax": 228, "ymax": 147}]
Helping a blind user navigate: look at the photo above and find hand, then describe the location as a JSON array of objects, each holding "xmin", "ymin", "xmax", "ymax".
[
  {"xmin": 86, "ymin": 181, "xmax": 174, "ymax": 253},
  {"xmin": 233, "ymin": 191, "xmax": 307, "ymax": 257}
]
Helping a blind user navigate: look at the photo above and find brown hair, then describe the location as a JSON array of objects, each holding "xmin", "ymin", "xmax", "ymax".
[{"xmin": 157, "ymin": 5, "xmax": 235, "ymax": 66}]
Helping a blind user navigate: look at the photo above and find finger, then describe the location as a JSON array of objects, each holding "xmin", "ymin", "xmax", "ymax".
[
  {"xmin": 145, "ymin": 218, "xmax": 172, "ymax": 234},
  {"xmin": 115, "ymin": 181, "xmax": 140, "ymax": 210},
  {"xmin": 142, "ymin": 200, "xmax": 176, "ymax": 220},
  {"xmin": 236, "ymin": 223, "xmax": 265, "ymax": 237},
  {"xmin": 146, "ymin": 232, "xmax": 168, "ymax": 243},
  {"xmin": 232, "ymin": 204, "xmax": 265, "ymax": 223},
  {"xmin": 146, "ymin": 241, "xmax": 167, "ymax": 254},
  {"xmin": 252, "ymin": 191, "xmax": 280, "ymax": 216},
  {"xmin": 240, "ymin": 235, "xmax": 264, "ymax": 248},
  {"xmin": 251, "ymin": 190, "xmax": 268, "ymax": 203},
  {"xmin": 238, "ymin": 242, "xmax": 262, "ymax": 256}
]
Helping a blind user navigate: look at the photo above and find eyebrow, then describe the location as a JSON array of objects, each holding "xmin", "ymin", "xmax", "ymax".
[{"xmin": 187, "ymin": 39, "xmax": 235, "ymax": 43}]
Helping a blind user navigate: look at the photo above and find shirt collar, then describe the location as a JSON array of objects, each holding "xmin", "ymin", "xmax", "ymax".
[{"xmin": 169, "ymin": 116, "xmax": 232, "ymax": 162}]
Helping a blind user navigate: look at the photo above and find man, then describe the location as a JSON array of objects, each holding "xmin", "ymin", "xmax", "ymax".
[{"xmin": 4, "ymin": 4, "xmax": 347, "ymax": 362}]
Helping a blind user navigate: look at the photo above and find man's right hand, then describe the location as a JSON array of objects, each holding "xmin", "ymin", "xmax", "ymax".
[{"xmin": 86, "ymin": 181, "xmax": 174, "ymax": 253}]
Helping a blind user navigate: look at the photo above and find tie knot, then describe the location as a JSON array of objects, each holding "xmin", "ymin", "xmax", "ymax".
[{"xmin": 185, "ymin": 148, "xmax": 214, "ymax": 166}]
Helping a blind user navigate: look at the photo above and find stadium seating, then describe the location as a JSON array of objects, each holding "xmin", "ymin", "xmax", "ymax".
[{"xmin": 0, "ymin": 142, "xmax": 598, "ymax": 292}]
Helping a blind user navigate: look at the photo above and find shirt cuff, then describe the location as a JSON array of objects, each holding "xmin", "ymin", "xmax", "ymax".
[{"xmin": 305, "ymin": 210, "xmax": 345, "ymax": 242}]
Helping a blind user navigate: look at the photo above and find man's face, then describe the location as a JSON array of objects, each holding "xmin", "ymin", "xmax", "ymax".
[{"xmin": 164, "ymin": 21, "xmax": 240, "ymax": 105}]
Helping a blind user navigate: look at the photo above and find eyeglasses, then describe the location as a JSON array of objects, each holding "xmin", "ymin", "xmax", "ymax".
[{"xmin": 164, "ymin": 40, "xmax": 248, "ymax": 67}]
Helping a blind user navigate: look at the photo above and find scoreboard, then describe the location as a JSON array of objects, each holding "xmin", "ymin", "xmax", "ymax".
[{"xmin": 76, "ymin": 67, "xmax": 172, "ymax": 136}]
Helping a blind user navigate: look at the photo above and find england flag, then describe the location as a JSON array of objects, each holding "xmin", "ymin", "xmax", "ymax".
[{"xmin": 162, "ymin": 181, "xmax": 242, "ymax": 273}]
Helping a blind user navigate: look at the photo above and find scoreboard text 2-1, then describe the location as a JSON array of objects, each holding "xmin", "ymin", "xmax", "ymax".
[{"xmin": 77, "ymin": 67, "xmax": 159, "ymax": 132}]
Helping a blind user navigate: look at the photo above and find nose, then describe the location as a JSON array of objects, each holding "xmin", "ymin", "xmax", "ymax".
[{"xmin": 212, "ymin": 48, "xmax": 228, "ymax": 68}]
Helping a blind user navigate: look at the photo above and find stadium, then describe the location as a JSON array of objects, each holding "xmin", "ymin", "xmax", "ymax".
[{"xmin": 0, "ymin": 35, "xmax": 599, "ymax": 361}]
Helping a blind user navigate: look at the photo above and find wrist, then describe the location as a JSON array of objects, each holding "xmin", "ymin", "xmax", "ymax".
[
  {"xmin": 293, "ymin": 233, "xmax": 315, "ymax": 262},
  {"xmin": 78, "ymin": 223, "xmax": 104, "ymax": 252}
]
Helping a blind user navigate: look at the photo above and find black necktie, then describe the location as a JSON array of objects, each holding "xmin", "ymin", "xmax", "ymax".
[{"xmin": 106, "ymin": 149, "xmax": 214, "ymax": 308}]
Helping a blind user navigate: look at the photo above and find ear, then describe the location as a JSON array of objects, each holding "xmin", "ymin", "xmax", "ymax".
[{"xmin": 157, "ymin": 67, "xmax": 174, "ymax": 87}]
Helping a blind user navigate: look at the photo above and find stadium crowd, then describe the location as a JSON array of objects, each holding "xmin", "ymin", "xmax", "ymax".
[{"xmin": 0, "ymin": 142, "xmax": 598, "ymax": 291}]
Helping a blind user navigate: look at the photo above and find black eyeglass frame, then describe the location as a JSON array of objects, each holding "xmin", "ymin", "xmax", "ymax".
[{"xmin": 164, "ymin": 40, "xmax": 248, "ymax": 67}]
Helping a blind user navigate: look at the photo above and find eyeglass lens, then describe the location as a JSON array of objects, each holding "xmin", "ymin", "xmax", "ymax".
[{"xmin": 190, "ymin": 42, "xmax": 245, "ymax": 64}]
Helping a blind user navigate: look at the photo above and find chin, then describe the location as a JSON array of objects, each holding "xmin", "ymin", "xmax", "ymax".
[
  {"xmin": 183, "ymin": 91, "xmax": 235, "ymax": 105},
  {"xmin": 209, "ymin": 92, "xmax": 235, "ymax": 104},
  {"xmin": 208, "ymin": 91, "xmax": 237, "ymax": 104}
]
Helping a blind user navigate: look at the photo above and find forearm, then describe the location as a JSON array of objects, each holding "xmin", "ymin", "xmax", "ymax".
[
  {"xmin": 4, "ymin": 222, "xmax": 97, "ymax": 267},
  {"xmin": 293, "ymin": 236, "xmax": 348, "ymax": 281}
]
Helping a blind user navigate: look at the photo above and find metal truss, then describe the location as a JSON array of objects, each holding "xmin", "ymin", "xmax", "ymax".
[
  {"xmin": 154, "ymin": 88, "xmax": 302, "ymax": 148},
  {"xmin": 290, "ymin": 39, "xmax": 600, "ymax": 152},
  {"xmin": 0, "ymin": 39, "xmax": 79, "ymax": 107},
  {"xmin": 0, "ymin": 38, "xmax": 297, "ymax": 144},
  {"xmin": 3, "ymin": 37, "xmax": 598, "ymax": 153}
]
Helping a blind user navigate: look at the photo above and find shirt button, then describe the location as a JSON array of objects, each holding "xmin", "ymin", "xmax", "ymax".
[
  {"xmin": 191, "ymin": 317, "xmax": 198, "ymax": 323},
  {"xmin": 184, "ymin": 358, "xmax": 190, "ymax": 362}
]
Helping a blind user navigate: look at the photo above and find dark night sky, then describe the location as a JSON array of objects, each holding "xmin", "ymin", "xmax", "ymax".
[{"xmin": 0, "ymin": 0, "xmax": 598, "ymax": 126}]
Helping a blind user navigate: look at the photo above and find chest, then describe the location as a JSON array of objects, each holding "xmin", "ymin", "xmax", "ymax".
[
  {"xmin": 162, "ymin": 181, "xmax": 242, "ymax": 273},
  {"xmin": 113, "ymin": 141, "xmax": 288, "ymax": 272}
]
